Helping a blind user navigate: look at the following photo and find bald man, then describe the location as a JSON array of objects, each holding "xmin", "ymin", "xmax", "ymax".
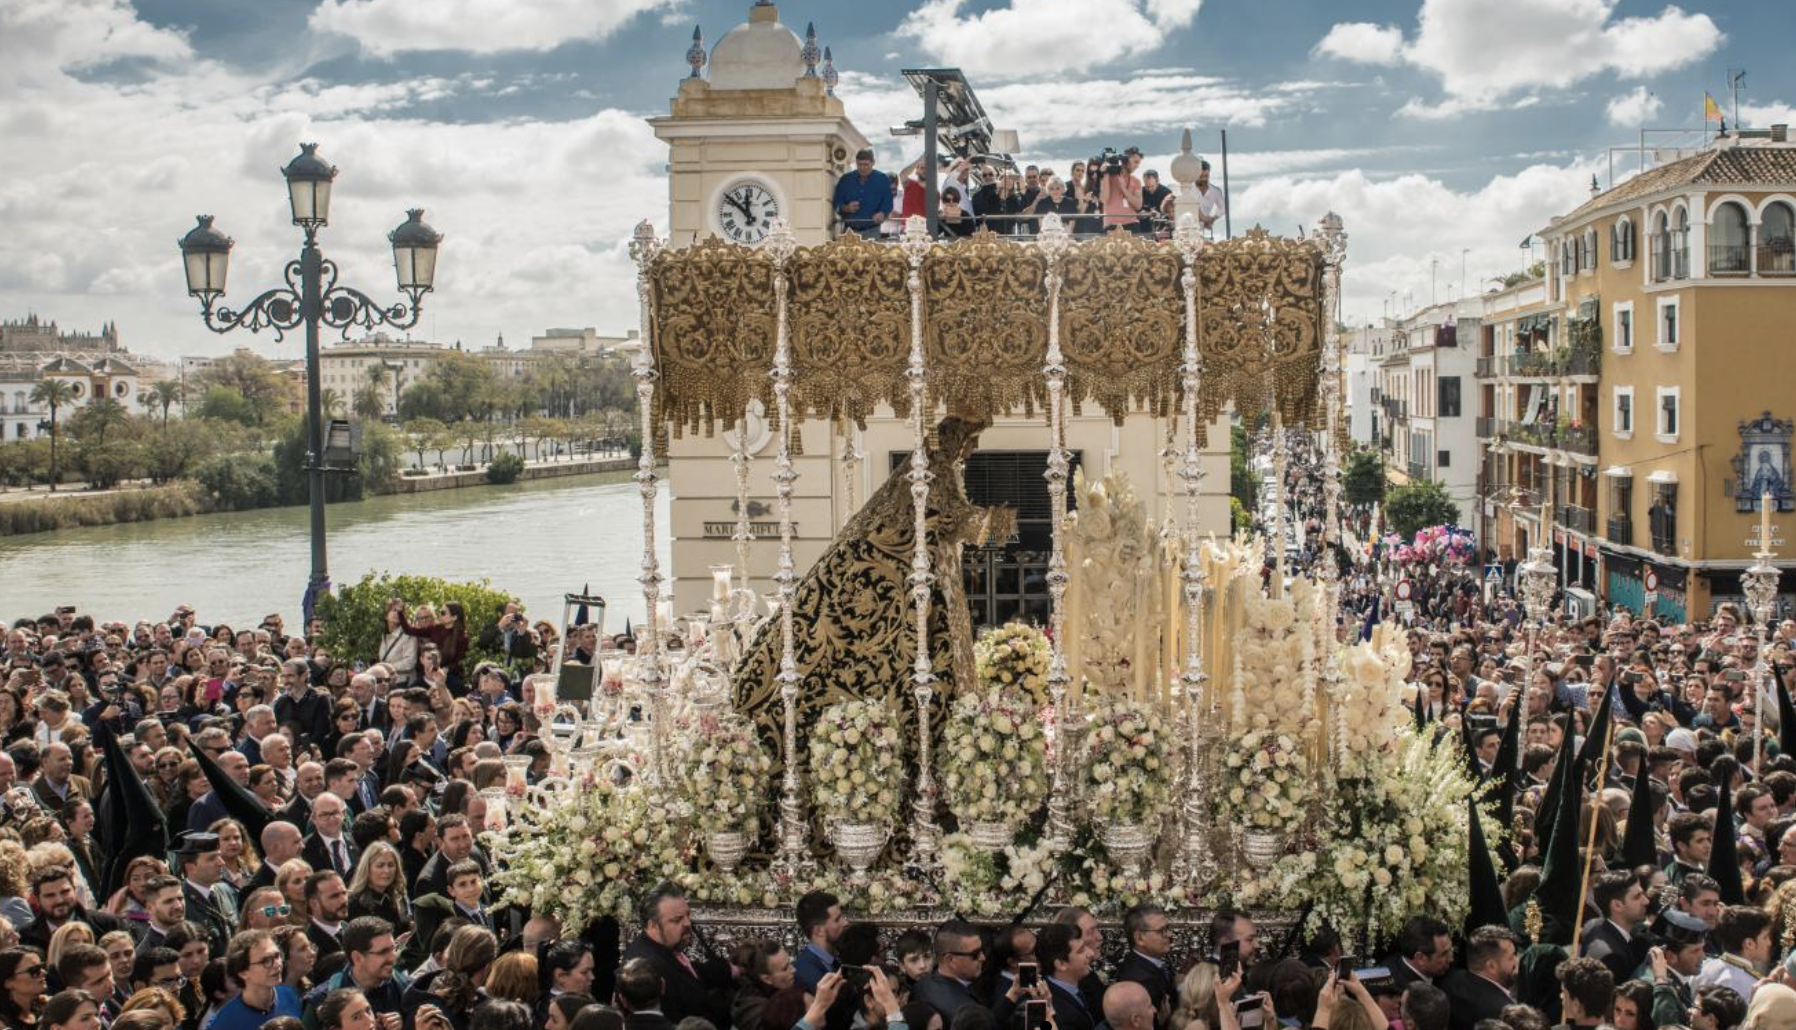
[
  {"xmin": 247, "ymin": 821, "xmax": 304, "ymax": 893},
  {"xmin": 1103, "ymin": 981, "xmax": 1155, "ymax": 1030}
]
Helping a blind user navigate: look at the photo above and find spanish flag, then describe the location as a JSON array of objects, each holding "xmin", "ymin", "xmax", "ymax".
[{"xmin": 1705, "ymin": 91, "xmax": 1724, "ymax": 124}]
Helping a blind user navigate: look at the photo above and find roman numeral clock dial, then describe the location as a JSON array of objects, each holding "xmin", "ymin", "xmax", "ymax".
[{"xmin": 716, "ymin": 181, "xmax": 779, "ymax": 244}]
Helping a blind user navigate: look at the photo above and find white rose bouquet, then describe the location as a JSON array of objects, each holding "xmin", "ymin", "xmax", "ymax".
[
  {"xmin": 484, "ymin": 775, "xmax": 689, "ymax": 930},
  {"xmin": 1333, "ymin": 623, "xmax": 1415, "ymax": 776},
  {"xmin": 809, "ymin": 698, "xmax": 905, "ymax": 827},
  {"xmin": 1220, "ymin": 729, "xmax": 1309, "ymax": 832},
  {"xmin": 940, "ymin": 688, "xmax": 1049, "ymax": 828},
  {"xmin": 685, "ymin": 715, "xmax": 773, "ymax": 835},
  {"xmin": 1079, "ymin": 696, "xmax": 1173, "ymax": 826},
  {"xmin": 940, "ymin": 833, "xmax": 1055, "ymax": 918},
  {"xmin": 975, "ymin": 623, "xmax": 1051, "ymax": 702}
]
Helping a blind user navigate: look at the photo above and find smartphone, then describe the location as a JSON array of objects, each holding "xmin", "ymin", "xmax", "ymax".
[
  {"xmin": 1218, "ymin": 940, "xmax": 1241, "ymax": 980},
  {"xmin": 841, "ymin": 966, "xmax": 871, "ymax": 989},
  {"xmin": 1234, "ymin": 998, "xmax": 1265, "ymax": 1030},
  {"xmin": 1336, "ymin": 956, "xmax": 1357, "ymax": 981},
  {"xmin": 1024, "ymin": 1000, "xmax": 1048, "ymax": 1030},
  {"xmin": 1018, "ymin": 962, "xmax": 1040, "ymax": 990}
]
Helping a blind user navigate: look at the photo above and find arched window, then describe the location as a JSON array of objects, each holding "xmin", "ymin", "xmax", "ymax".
[
  {"xmin": 1761, "ymin": 201, "xmax": 1795, "ymax": 274},
  {"xmin": 1583, "ymin": 228, "xmax": 1598, "ymax": 270},
  {"xmin": 1611, "ymin": 218, "xmax": 1634, "ymax": 262},
  {"xmin": 1711, "ymin": 200, "xmax": 1750, "ymax": 273},
  {"xmin": 1672, "ymin": 207, "xmax": 1690, "ymax": 278}
]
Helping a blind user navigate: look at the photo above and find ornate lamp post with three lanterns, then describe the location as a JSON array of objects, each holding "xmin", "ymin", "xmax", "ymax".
[{"xmin": 178, "ymin": 143, "xmax": 442, "ymax": 609}]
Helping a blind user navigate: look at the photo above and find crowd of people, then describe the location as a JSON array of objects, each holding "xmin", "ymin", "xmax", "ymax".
[{"xmin": 831, "ymin": 148, "xmax": 1226, "ymax": 240}]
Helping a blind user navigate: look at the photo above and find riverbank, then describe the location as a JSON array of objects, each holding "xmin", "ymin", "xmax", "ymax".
[{"xmin": 0, "ymin": 454, "xmax": 645, "ymax": 537}]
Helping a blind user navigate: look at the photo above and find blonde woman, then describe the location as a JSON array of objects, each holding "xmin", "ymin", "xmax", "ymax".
[
  {"xmin": 207, "ymin": 819, "xmax": 260, "ymax": 893},
  {"xmin": 276, "ymin": 859, "xmax": 315, "ymax": 927},
  {"xmin": 347, "ymin": 843, "xmax": 412, "ymax": 934},
  {"xmin": 117, "ymin": 987, "xmax": 185, "ymax": 1029},
  {"xmin": 0, "ymin": 844, "xmax": 32, "ymax": 930},
  {"xmin": 1171, "ymin": 961, "xmax": 1219, "ymax": 1030},
  {"xmin": 46, "ymin": 922, "xmax": 93, "ymax": 974}
]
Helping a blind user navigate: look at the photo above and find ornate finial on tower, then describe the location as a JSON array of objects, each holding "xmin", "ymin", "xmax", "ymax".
[
  {"xmin": 801, "ymin": 22, "xmax": 820, "ymax": 78},
  {"xmin": 1170, "ymin": 128, "xmax": 1204, "ymax": 218},
  {"xmin": 686, "ymin": 25, "xmax": 706, "ymax": 79},
  {"xmin": 821, "ymin": 45, "xmax": 838, "ymax": 96}
]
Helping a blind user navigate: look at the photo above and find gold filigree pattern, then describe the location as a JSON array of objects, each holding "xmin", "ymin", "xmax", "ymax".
[
  {"xmin": 921, "ymin": 230, "xmax": 1048, "ymax": 419},
  {"xmin": 1060, "ymin": 229, "xmax": 1185, "ymax": 424},
  {"xmin": 648, "ymin": 238, "xmax": 777, "ymax": 436},
  {"xmin": 786, "ymin": 232, "xmax": 911, "ymax": 427},
  {"xmin": 1195, "ymin": 227, "xmax": 1327, "ymax": 428}
]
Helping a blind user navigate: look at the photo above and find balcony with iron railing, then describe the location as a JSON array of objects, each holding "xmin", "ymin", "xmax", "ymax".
[
  {"xmin": 1476, "ymin": 416, "xmax": 1500, "ymax": 439},
  {"xmin": 1709, "ymin": 242, "xmax": 1752, "ymax": 276},
  {"xmin": 1508, "ymin": 343, "xmax": 1599, "ymax": 379},
  {"xmin": 1606, "ymin": 516, "xmax": 1633, "ymax": 547},
  {"xmin": 1558, "ymin": 503, "xmax": 1595, "ymax": 534},
  {"xmin": 1760, "ymin": 240, "xmax": 1796, "ymax": 275},
  {"xmin": 1475, "ymin": 355, "xmax": 1503, "ymax": 377},
  {"xmin": 1559, "ymin": 424, "xmax": 1597, "ymax": 456},
  {"xmin": 1516, "ymin": 486, "xmax": 1543, "ymax": 509},
  {"xmin": 1407, "ymin": 460, "xmax": 1428, "ymax": 482},
  {"xmin": 1651, "ymin": 231, "xmax": 1689, "ymax": 282}
]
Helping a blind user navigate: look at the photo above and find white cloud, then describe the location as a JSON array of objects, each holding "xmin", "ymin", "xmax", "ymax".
[
  {"xmin": 1605, "ymin": 86, "xmax": 1662, "ymax": 126},
  {"xmin": 309, "ymin": 0, "xmax": 683, "ymax": 56},
  {"xmin": 1312, "ymin": 0, "xmax": 1722, "ymax": 117},
  {"xmin": 894, "ymin": 0, "xmax": 1201, "ymax": 79},
  {"xmin": 1234, "ymin": 160, "xmax": 1598, "ymax": 321},
  {"xmin": 0, "ymin": 0, "xmax": 191, "ymax": 93},
  {"xmin": 1312, "ymin": 23, "xmax": 1405, "ymax": 66},
  {"xmin": 1741, "ymin": 100, "xmax": 1796, "ymax": 128}
]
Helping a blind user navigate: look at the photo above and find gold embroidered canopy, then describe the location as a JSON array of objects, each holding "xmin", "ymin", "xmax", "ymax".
[{"xmin": 648, "ymin": 225, "xmax": 1329, "ymax": 434}]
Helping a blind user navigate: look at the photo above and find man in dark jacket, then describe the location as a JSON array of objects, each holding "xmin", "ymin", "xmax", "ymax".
[
  {"xmin": 1039, "ymin": 923, "xmax": 1096, "ymax": 1030},
  {"xmin": 616, "ymin": 957, "xmax": 676, "ymax": 1030},
  {"xmin": 19, "ymin": 866, "xmax": 124, "ymax": 953},
  {"xmin": 301, "ymin": 916, "xmax": 408, "ymax": 1027},
  {"xmin": 1114, "ymin": 903, "xmax": 1177, "ymax": 1029},
  {"xmin": 1579, "ymin": 871, "xmax": 1651, "ymax": 984},
  {"xmin": 1382, "ymin": 916, "xmax": 1453, "ymax": 989},
  {"xmin": 913, "ymin": 920, "xmax": 985, "ymax": 1025},
  {"xmin": 1442, "ymin": 927, "xmax": 1520, "ymax": 1030},
  {"xmin": 618, "ymin": 884, "xmax": 730, "ymax": 1030}
]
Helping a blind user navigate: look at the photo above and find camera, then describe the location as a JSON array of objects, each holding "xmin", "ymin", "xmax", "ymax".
[
  {"xmin": 1234, "ymin": 998, "xmax": 1265, "ymax": 1030},
  {"xmin": 1098, "ymin": 148, "xmax": 1126, "ymax": 175}
]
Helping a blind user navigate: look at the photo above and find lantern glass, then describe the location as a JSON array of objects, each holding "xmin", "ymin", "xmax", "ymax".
[
  {"xmin": 178, "ymin": 215, "xmax": 233, "ymax": 299},
  {"xmin": 288, "ymin": 177, "xmax": 332, "ymax": 227},
  {"xmin": 389, "ymin": 208, "xmax": 442, "ymax": 292}
]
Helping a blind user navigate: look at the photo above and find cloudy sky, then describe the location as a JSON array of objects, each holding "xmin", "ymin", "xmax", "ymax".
[{"xmin": 3, "ymin": 0, "xmax": 1792, "ymax": 363}]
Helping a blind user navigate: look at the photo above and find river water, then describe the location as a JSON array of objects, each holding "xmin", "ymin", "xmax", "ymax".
[{"xmin": 0, "ymin": 471, "xmax": 670, "ymax": 628}]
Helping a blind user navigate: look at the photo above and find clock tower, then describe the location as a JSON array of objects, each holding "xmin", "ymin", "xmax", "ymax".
[{"xmin": 649, "ymin": 2, "xmax": 868, "ymax": 249}]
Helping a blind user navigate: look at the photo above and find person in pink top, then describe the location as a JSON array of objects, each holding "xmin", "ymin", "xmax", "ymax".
[{"xmin": 1099, "ymin": 148, "xmax": 1143, "ymax": 230}]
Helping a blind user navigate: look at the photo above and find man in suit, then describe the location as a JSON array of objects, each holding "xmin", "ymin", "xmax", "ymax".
[
  {"xmin": 173, "ymin": 831, "xmax": 235, "ymax": 956},
  {"xmin": 618, "ymin": 883, "xmax": 731, "ymax": 1029},
  {"xmin": 1442, "ymin": 926, "xmax": 1520, "ymax": 1030},
  {"xmin": 283, "ymin": 761, "xmax": 326, "ymax": 831},
  {"xmin": 793, "ymin": 890, "xmax": 847, "ymax": 991},
  {"xmin": 132, "ymin": 876, "xmax": 187, "ymax": 955},
  {"xmin": 351, "ymin": 672, "xmax": 391, "ymax": 735},
  {"xmin": 1058, "ymin": 906, "xmax": 1110, "ymax": 1024},
  {"xmin": 1103, "ymin": 981, "xmax": 1156, "ymax": 1030},
  {"xmin": 407, "ymin": 860, "xmax": 496, "ymax": 971},
  {"xmin": 302, "ymin": 792, "xmax": 359, "ymax": 880},
  {"xmin": 913, "ymin": 919, "xmax": 985, "ymax": 1025},
  {"xmin": 247, "ymin": 821, "xmax": 304, "ymax": 895},
  {"xmin": 30, "ymin": 742, "xmax": 90, "ymax": 822},
  {"xmin": 1115, "ymin": 902, "xmax": 1177, "ymax": 1029},
  {"xmin": 306, "ymin": 870, "xmax": 350, "ymax": 963},
  {"xmin": 411, "ymin": 814, "xmax": 489, "ymax": 900},
  {"xmin": 1580, "ymin": 871, "xmax": 1652, "ymax": 984},
  {"xmin": 238, "ymin": 704, "xmax": 277, "ymax": 767},
  {"xmin": 1040, "ymin": 922, "xmax": 1097, "ymax": 1030},
  {"xmin": 186, "ymin": 748, "xmax": 250, "ymax": 834},
  {"xmin": 1382, "ymin": 916, "xmax": 1453, "ymax": 990},
  {"xmin": 615, "ymin": 956, "xmax": 675, "ymax": 1030},
  {"xmin": 19, "ymin": 866, "xmax": 124, "ymax": 952}
]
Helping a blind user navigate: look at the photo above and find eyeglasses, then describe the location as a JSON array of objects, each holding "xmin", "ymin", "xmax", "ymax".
[
  {"xmin": 251, "ymin": 953, "xmax": 284, "ymax": 970},
  {"xmin": 153, "ymin": 974, "xmax": 188, "ymax": 989},
  {"xmin": 260, "ymin": 904, "xmax": 293, "ymax": 918},
  {"xmin": 373, "ymin": 676, "xmax": 391, "ymax": 684}
]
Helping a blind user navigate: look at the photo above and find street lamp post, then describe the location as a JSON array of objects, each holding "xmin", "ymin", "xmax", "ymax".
[{"xmin": 178, "ymin": 142, "xmax": 443, "ymax": 611}]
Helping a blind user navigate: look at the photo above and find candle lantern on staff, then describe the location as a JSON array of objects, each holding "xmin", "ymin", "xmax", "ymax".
[{"xmin": 1743, "ymin": 487, "xmax": 1781, "ymax": 770}]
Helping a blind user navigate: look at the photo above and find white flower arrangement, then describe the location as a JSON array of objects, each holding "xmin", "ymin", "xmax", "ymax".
[
  {"xmin": 483, "ymin": 775, "xmax": 689, "ymax": 931},
  {"xmin": 975, "ymin": 623, "xmax": 1051, "ymax": 701},
  {"xmin": 1217, "ymin": 729, "xmax": 1490, "ymax": 943},
  {"xmin": 940, "ymin": 834, "xmax": 1055, "ymax": 918},
  {"xmin": 1079, "ymin": 696, "xmax": 1174, "ymax": 826},
  {"xmin": 809, "ymin": 698, "xmax": 905, "ymax": 828},
  {"xmin": 940, "ymin": 688, "xmax": 1049, "ymax": 828},
  {"xmin": 1333, "ymin": 623, "xmax": 1416, "ymax": 776},
  {"xmin": 1233, "ymin": 586, "xmax": 1316, "ymax": 739},
  {"xmin": 684, "ymin": 715, "xmax": 773, "ymax": 835},
  {"xmin": 1221, "ymin": 730, "xmax": 1310, "ymax": 832}
]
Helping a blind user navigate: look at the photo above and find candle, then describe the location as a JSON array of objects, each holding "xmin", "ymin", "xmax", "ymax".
[
  {"xmin": 1763, "ymin": 488, "xmax": 1774, "ymax": 553},
  {"xmin": 711, "ymin": 564, "xmax": 733, "ymax": 602}
]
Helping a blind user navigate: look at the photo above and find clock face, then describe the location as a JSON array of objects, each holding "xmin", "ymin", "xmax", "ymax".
[{"xmin": 717, "ymin": 181, "xmax": 780, "ymax": 244}]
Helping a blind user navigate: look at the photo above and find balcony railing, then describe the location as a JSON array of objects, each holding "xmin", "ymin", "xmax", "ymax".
[
  {"xmin": 1517, "ymin": 486, "xmax": 1542, "ymax": 508},
  {"xmin": 1607, "ymin": 516, "xmax": 1633, "ymax": 547},
  {"xmin": 1651, "ymin": 232, "xmax": 1689, "ymax": 282},
  {"xmin": 1559, "ymin": 424, "xmax": 1597, "ymax": 455},
  {"xmin": 1510, "ymin": 350, "xmax": 1552, "ymax": 377},
  {"xmin": 1559, "ymin": 504, "xmax": 1595, "ymax": 534},
  {"xmin": 1407, "ymin": 461, "xmax": 1428, "ymax": 481},
  {"xmin": 1475, "ymin": 355, "xmax": 1503, "ymax": 377},
  {"xmin": 1708, "ymin": 242, "xmax": 1751, "ymax": 275},
  {"xmin": 1760, "ymin": 241, "xmax": 1796, "ymax": 275},
  {"xmin": 1508, "ymin": 345, "xmax": 1599, "ymax": 378},
  {"xmin": 1476, "ymin": 416, "xmax": 1499, "ymax": 439}
]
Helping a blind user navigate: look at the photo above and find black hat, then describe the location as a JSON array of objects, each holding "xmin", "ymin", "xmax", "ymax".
[
  {"xmin": 172, "ymin": 831, "xmax": 220, "ymax": 856},
  {"xmin": 1658, "ymin": 908, "xmax": 1707, "ymax": 947}
]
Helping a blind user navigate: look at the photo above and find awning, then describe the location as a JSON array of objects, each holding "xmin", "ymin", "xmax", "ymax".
[
  {"xmin": 1648, "ymin": 470, "xmax": 1678, "ymax": 484},
  {"xmin": 1604, "ymin": 465, "xmax": 1631, "ymax": 477}
]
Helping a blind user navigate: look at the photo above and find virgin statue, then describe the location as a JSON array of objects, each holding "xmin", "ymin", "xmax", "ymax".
[{"xmin": 732, "ymin": 416, "xmax": 1013, "ymax": 794}]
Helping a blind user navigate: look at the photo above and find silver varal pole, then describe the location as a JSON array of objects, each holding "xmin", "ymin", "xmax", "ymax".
[
  {"xmin": 1037, "ymin": 213, "xmax": 1075, "ymax": 855},
  {"xmin": 1170, "ymin": 212, "xmax": 1214, "ymax": 886},
  {"xmin": 628, "ymin": 221, "xmax": 670, "ymax": 795},
  {"xmin": 899, "ymin": 215, "xmax": 942, "ymax": 864}
]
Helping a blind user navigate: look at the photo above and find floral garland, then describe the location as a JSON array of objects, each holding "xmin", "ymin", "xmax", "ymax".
[
  {"xmin": 939, "ymin": 833, "xmax": 1055, "ymax": 918},
  {"xmin": 940, "ymin": 688, "xmax": 1049, "ymax": 828},
  {"xmin": 685, "ymin": 714, "xmax": 773, "ymax": 835},
  {"xmin": 1221, "ymin": 730, "xmax": 1310, "ymax": 833},
  {"xmin": 1216, "ymin": 729, "xmax": 1490, "ymax": 942},
  {"xmin": 484, "ymin": 775, "xmax": 689, "ymax": 930},
  {"xmin": 809, "ymin": 698, "xmax": 905, "ymax": 827},
  {"xmin": 975, "ymin": 622, "xmax": 1051, "ymax": 702},
  {"xmin": 1335, "ymin": 623, "xmax": 1416, "ymax": 777},
  {"xmin": 1079, "ymin": 696, "xmax": 1174, "ymax": 826}
]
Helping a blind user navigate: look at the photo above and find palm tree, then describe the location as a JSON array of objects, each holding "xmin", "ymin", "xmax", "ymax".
[
  {"xmin": 76, "ymin": 396, "xmax": 130, "ymax": 445},
  {"xmin": 29, "ymin": 378, "xmax": 77, "ymax": 491},
  {"xmin": 365, "ymin": 363, "xmax": 394, "ymax": 415},
  {"xmin": 353, "ymin": 383, "xmax": 385, "ymax": 421},
  {"xmin": 142, "ymin": 380, "xmax": 183, "ymax": 427},
  {"xmin": 320, "ymin": 388, "xmax": 345, "ymax": 418}
]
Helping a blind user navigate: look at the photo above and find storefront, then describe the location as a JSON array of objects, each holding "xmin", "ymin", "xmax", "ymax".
[{"xmin": 1603, "ymin": 550, "xmax": 1688, "ymax": 622}]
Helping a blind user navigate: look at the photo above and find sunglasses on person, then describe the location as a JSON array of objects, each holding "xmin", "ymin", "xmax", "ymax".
[{"xmin": 259, "ymin": 904, "xmax": 293, "ymax": 918}]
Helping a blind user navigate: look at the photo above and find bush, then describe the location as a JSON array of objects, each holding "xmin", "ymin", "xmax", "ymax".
[
  {"xmin": 0, "ymin": 481, "xmax": 213, "ymax": 536},
  {"xmin": 314, "ymin": 573, "xmax": 518, "ymax": 671},
  {"xmin": 192, "ymin": 453, "xmax": 283, "ymax": 511},
  {"xmin": 484, "ymin": 451, "xmax": 525, "ymax": 484},
  {"xmin": 1344, "ymin": 449, "xmax": 1386, "ymax": 510}
]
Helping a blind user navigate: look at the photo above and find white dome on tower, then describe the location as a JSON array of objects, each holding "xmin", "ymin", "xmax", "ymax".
[{"xmin": 709, "ymin": 2, "xmax": 804, "ymax": 90}]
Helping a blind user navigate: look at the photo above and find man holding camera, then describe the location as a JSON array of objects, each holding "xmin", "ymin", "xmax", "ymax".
[{"xmin": 478, "ymin": 603, "xmax": 538, "ymax": 665}]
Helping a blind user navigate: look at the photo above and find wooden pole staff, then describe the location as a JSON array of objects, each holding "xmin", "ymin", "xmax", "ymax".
[{"xmin": 1569, "ymin": 714, "xmax": 1617, "ymax": 954}]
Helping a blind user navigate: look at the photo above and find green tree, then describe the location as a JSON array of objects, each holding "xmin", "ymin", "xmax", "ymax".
[
  {"xmin": 314, "ymin": 572, "xmax": 517, "ymax": 671},
  {"xmin": 485, "ymin": 451, "xmax": 525, "ymax": 484},
  {"xmin": 421, "ymin": 351, "xmax": 499, "ymax": 423},
  {"xmin": 75, "ymin": 438, "xmax": 142, "ymax": 490},
  {"xmin": 1344, "ymin": 449, "xmax": 1386, "ymax": 510},
  {"xmin": 72, "ymin": 396, "xmax": 131, "ymax": 446},
  {"xmin": 320, "ymin": 388, "xmax": 345, "ymax": 419},
  {"xmin": 1230, "ymin": 422, "xmax": 1258, "ymax": 518},
  {"xmin": 352, "ymin": 383, "xmax": 385, "ymax": 421},
  {"xmin": 29, "ymin": 378, "xmax": 77, "ymax": 491},
  {"xmin": 142, "ymin": 380, "xmax": 184, "ymax": 426},
  {"xmin": 1230, "ymin": 495, "xmax": 1251, "ymax": 534},
  {"xmin": 1385, "ymin": 479, "xmax": 1461, "ymax": 539},
  {"xmin": 1499, "ymin": 261, "xmax": 1547, "ymax": 289},
  {"xmin": 271, "ymin": 419, "xmax": 402, "ymax": 504},
  {"xmin": 195, "ymin": 351, "xmax": 283, "ymax": 424},
  {"xmin": 402, "ymin": 417, "xmax": 448, "ymax": 468},
  {"xmin": 141, "ymin": 419, "xmax": 217, "ymax": 483},
  {"xmin": 197, "ymin": 385, "xmax": 256, "ymax": 425}
]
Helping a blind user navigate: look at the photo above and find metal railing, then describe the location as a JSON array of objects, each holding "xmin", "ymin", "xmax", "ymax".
[
  {"xmin": 1475, "ymin": 355, "xmax": 1502, "ymax": 377},
  {"xmin": 1559, "ymin": 504, "xmax": 1595, "ymax": 534},
  {"xmin": 1760, "ymin": 241, "xmax": 1796, "ymax": 275},
  {"xmin": 1607, "ymin": 516, "xmax": 1633, "ymax": 547},
  {"xmin": 1476, "ymin": 416, "xmax": 1500, "ymax": 439},
  {"xmin": 1651, "ymin": 232, "xmax": 1689, "ymax": 281},
  {"xmin": 1517, "ymin": 486, "xmax": 1542, "ymax": 508},
  {"xmin": 1407, "ymin": 460, "xmax": 1429, "ymax": 481},
  {"xmin": 1708, "ymin": 243, "xmax": 1751, "ymax": 275},
  {"xmin": 1559, "ymin": 425, "xmax": 1597, "ymax": 455}
]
